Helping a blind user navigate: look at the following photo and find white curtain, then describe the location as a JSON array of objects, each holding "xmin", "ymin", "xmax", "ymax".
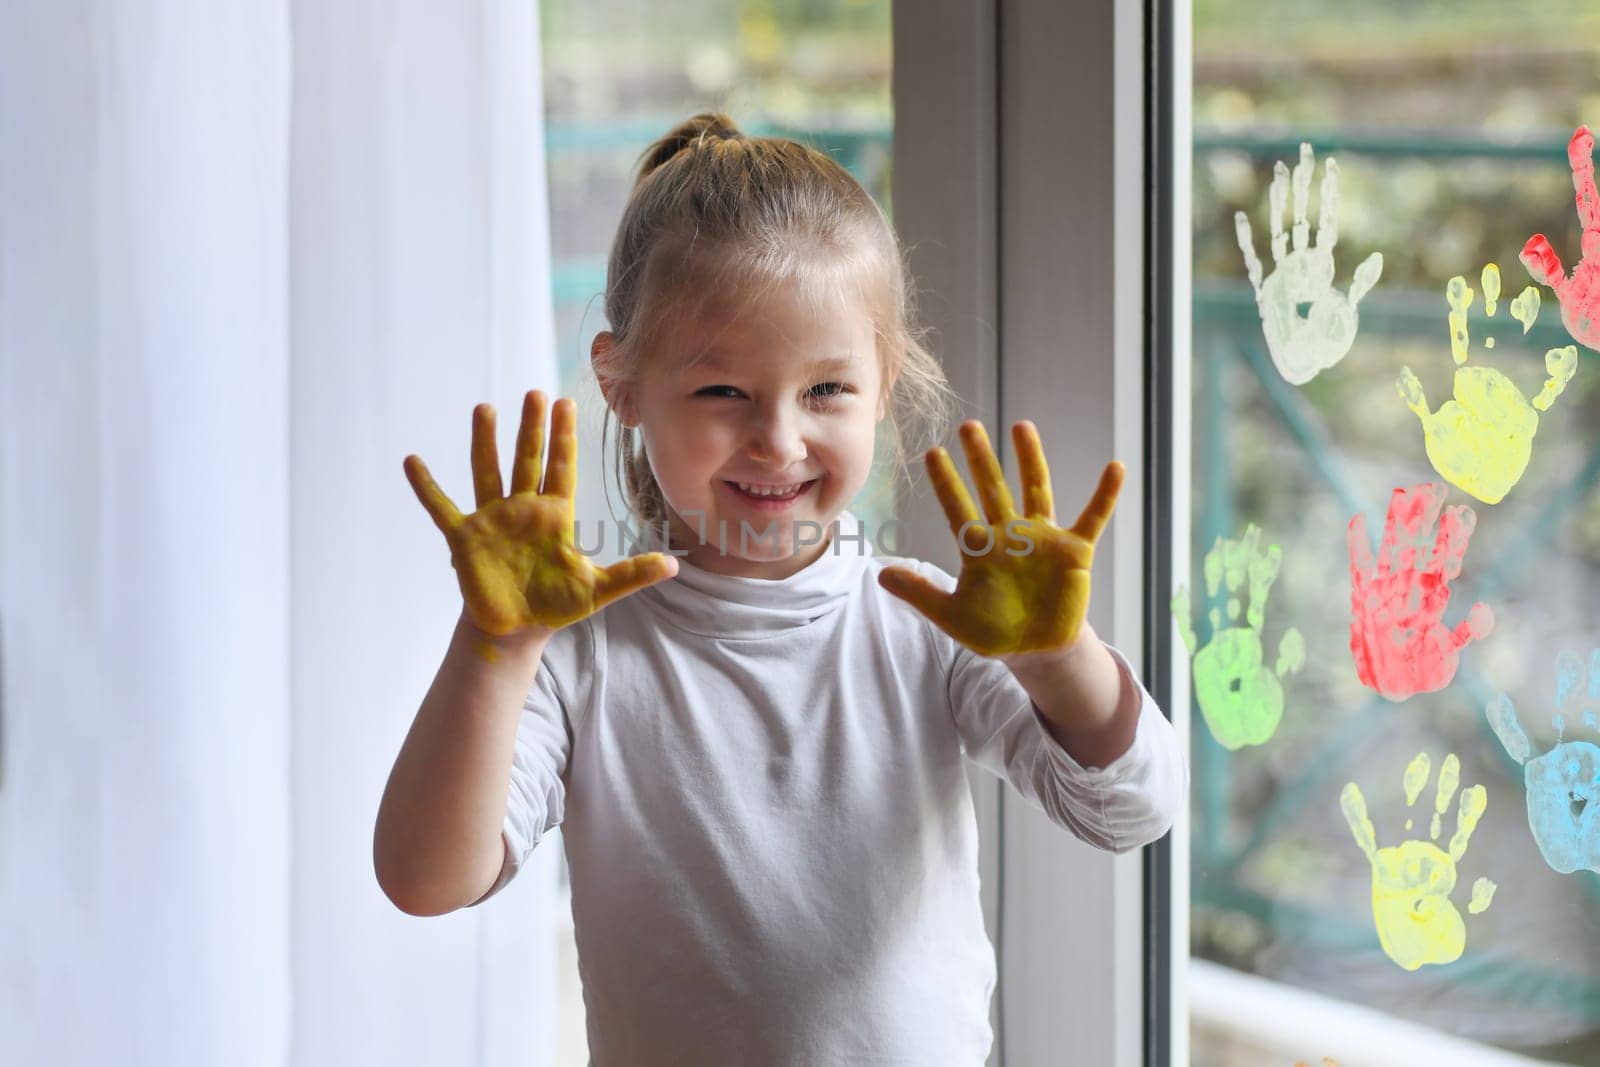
[{"xmin": 0, "ymin": 3, "xmax": 562, "ymax": 1064}]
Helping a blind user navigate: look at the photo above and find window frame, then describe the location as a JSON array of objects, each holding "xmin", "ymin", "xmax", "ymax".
[{"xmin": 895, "ymin": 2, "xmax": 1177, "ymax": 1063}]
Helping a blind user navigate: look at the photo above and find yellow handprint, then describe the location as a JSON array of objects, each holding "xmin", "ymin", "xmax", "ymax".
[
  {"xmin": 1397, "ymin": 263, "xmax": 1579, "ymax": 504},
  {"xmin": 1341, "ymin": 752, "xmax": 1498, "ymax": 971},
  {"xmin": 877, "ymin": 419, "xmax": 1123, "ymax": 658},
  {"xmin": 404, "ymin": 390, "xmax": 677, "ymax": 651}
]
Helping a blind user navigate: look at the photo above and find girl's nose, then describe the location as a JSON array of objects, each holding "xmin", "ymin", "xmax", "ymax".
[{"xmin": 746, "ymin": 408, "xmax": 808, "ymax": 469}]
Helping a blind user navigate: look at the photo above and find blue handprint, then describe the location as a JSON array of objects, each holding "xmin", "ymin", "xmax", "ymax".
[{"xmin": 1487, "ymin": 649, "xmax": 1600, "ymax": 874}]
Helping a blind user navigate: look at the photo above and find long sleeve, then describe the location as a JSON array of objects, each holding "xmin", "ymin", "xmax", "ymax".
[
  {"xmin": 468, "ymin": 620, "xmax": 585, "ymax": 905},
  {"xmin": 913, "ymin": 560, "xmax": 1189, "ymax": 853}
]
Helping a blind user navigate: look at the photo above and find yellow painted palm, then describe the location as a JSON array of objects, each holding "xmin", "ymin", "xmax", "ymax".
[
  {"xmin": 405, "ymin": 390, "xmax": 677, "ymax": 640},
  {"xmin": 879, "ymin": 419, "xmax": 1124, "ymax": 658}
]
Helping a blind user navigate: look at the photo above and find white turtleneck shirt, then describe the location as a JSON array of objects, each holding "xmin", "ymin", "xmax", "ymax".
[{"xmin": 472, "ymin": 512, "xmax": 1187, "ymax": 1066}]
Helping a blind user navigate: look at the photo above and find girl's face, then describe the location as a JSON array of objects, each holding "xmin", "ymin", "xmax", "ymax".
[{"xmin": 601, "ymin": 275, "xmax": 888, "ymax": 580}]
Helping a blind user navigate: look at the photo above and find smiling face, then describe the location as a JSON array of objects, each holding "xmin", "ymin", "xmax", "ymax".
[{"xmin": 599, "ymin": 273, "xmax": 887, "ymax": 580}]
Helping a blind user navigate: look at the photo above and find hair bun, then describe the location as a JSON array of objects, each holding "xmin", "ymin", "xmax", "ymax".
[{"xmin": 636, "ymin": 112, "xmax": 745, "ymax": 184}]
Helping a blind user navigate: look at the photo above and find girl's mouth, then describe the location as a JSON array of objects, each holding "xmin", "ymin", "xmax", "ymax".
[{"xmin": 722, "ymin": 479, "xmax": 817, "ymax": 510}]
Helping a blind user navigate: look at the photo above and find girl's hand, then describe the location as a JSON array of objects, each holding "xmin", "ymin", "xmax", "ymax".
[
  {"xmin": 404, "ymin": 390, "xmax": 678, "ymax": 639},
  {"xmin": 878, "ymin": 419, "xmax": 1124, "ymax": 659}
]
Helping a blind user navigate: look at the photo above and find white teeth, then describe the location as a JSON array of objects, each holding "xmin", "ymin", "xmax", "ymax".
[{"xmin": 735, "ymin": 481, "xmax": 807, "ymax": 497}]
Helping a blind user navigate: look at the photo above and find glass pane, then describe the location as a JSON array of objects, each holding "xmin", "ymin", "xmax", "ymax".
[
  {"xmin": 1188, "ymin": 3, "xmax": 1600, "ymax": 1064},
  {"xmin": 538, "ymin": 4, "xmax": 892, "ymax": 1061}
]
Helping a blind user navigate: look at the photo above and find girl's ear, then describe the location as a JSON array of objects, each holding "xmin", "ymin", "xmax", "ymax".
[{"xmin": 591, "ymin": 331, "xmax": 640, "ymax": 427}]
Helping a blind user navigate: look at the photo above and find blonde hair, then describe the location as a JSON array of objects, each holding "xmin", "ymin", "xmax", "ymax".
[{"xmin": 595, "ymin": 111, "xmax": 956, "ymax": 545}]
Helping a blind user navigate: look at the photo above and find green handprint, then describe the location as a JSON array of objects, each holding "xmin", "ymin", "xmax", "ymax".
[{"xmin": 1172, "ymin": 524, "xmax": 1306, "ymax": 750}]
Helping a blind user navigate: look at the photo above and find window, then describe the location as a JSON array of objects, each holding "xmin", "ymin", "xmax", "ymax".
[{"xmin": 1186, "ymin": 3, "xmax": 1600, "ymax": 1063}]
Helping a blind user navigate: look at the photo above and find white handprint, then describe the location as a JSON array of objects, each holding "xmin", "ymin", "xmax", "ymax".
[{"xmin": 1235, "ymin": 142, "xmax": 1384, "ymax": 385}]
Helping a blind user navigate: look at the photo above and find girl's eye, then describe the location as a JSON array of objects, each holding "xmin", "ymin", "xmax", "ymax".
[{"xmin": 695, "ymin": 383, "xmax": 851, "ymax": 401}]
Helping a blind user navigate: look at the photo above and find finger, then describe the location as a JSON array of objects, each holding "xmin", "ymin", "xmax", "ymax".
[
  {"xmin": 1449, "ymin": 601, "xmax": 1494, "ymax": 652},
  {"xmin": 1069, "ymin": 461, "xmax": 1125, "ymax": 544},
  {"xmin": 592, "ymin": 552, "xmax": 678, "ymax": 610},
  {"xmin": 1220, "ymin": 525, "xmax": 1257, "ymax": 602},
  {"xmin": 1481, "ymin": 263, "xmax": 1502, "ymax": 316},
  {"xmin": 1349, "ymin": 252, "xmax": 1382, "ymax": 305},
  {"xmin": 403, "ymin": 454, "xmax": 464, "ymax": 533},
  {"xmin": 541, "ymin": 396, "xmax": 578, "ymax": 500},
  {"xmin": 1315, "ymin": 153, "xmax": 1340, "ymax": 250},
  {"xmin": 958, "ymin": 421, "xmax": 1016, "ymax": 524},
  {"xmin": 1376, "ymin": 488, "xmax": 1404, "ymax": 577},
  {"xmin": 1521, "ymin": 234, "xmax": 1568, "ymax": 289},
  {"xmin": 1425, "ymin": 502, "xmax": 1477, "ymax": 581},
  {"xmin": 1433, "ymin": 752, "xmax": 1461, "ymax": 826},
  {"xmin": 1511, "ymin": 285, "xmax": 1542, "ymax": 334},
  {"xmin": 510, "ymin": 390, "xmax": 548, "ymax": 495},
  {"xmin": 1403, "ymin": 752, "xmax": 1432, "ymax": 806},
  {"xmin": 878, "ymin": 566, "xmax": 961, "ymax": 633},
  {"xmin": 920, "ymin": 449, "xmax": 979, "ymax": 546},
  {"xmin": 1486, "ymin": 691, "xmax": 1531, "ymax": 765},
  {"xmin": 1532, "ymin": 344, "xmax": 1579, "ymax": 412},
  {"xmin": 1446, "ymin": 274, "xmax": 1474, "ymax": 366},
  {"xmin": 1339, "ymin": 782, "xmax": 1378, "ymax": 862},
  {"xmin": 1275, "ymin": 627, "xmax": 1306, "ymax": 676},
  {"xmin": 1346, "ymin": 511, "xmax": 1375, "ymax": 579},
  {"xmin": 1379, "ymin": 482, "xmax": 1441, "ymax": 576},
  {"xmin": 1170, "ymin": 585, "xmax": 1197, "ymax": 656},
  {"xmin": 1290, "ymin": 142, "xmax": 1313, "ymax": 252},
  {"xmin": 1396, "ymin": 367, "xmax": 1430, "ymax": 420},
  {"xmin": 1406, "ymin": 482, "xmax": 1447, "ymax": 575},
  {"xmin": 1203, "ymin": 535, "xmax": 1225, "ymax": 598},
  {"xmin": 1244, "ymin": 539, "xmax": 1282, "ymax": 633},
  {"xmin": 1011, "ymin": 421, "xmax": 1055, "ymax": 521},
  {"xmin": 471, "ymin": 404, "xmax": 505, "ymax": 508},
  {"xmin": 1268, "ymin": 159, "xmax": 1290, "ymax": 264},
  {"xmin": 1447, "ymin": 784, "xmax": 1488, "ymax": 865},
  {"xmin": 1571, "ymin": 126, "xmax": 1600, "ymax": 233},
  {"xmin": 1234, "ymin": 212, "xmax": 1264, "ymax": 295}
]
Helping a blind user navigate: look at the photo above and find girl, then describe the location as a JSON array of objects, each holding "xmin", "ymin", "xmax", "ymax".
[{"xmin": 375, "ymin": 113, "xmax": 1186, "ymax": 1065}]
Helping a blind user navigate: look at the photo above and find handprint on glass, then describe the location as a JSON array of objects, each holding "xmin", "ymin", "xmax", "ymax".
[
  {"xmin": 1348, "ymin": 483, "xmax": 1493, "ymax": 701},
  {"xmin": 1522, "ymin": 125, "xmax": 1600, "ymax": 352},
  {"xmin": 1487, "ymin": 650, "xmax": 1600, "ymax": 875},
  {"xmin": 1397, "ymin": 263, "xmax": 1578, "ymax": 505},
  {"xmin": 1172, "ymin": 524, "xmax": 1306, "ymax": 750},
  {"xmin": 1235, "ymin": 142, "xmax": 1383, "ymax": 385},
  {"xmin": 1342, "ymin": 752, "xmax": 1497, "ymax": 972}
]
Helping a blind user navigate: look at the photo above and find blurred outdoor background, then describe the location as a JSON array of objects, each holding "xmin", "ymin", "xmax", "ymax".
[{"xmin": 1189, "ymin": 1, "xmax": 1600, "ymax": 1063}]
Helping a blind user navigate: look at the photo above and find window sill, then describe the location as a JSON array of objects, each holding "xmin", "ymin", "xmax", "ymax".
[{"xmin": 1187, "ymin": 958, "xmax": 1551, "ymax": 1066}]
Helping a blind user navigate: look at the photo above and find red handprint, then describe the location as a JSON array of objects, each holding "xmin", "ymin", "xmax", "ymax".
[
  {"xmin": 1348, "ymin": 482, "xmax": 1494, "ymax": 701},
  {"xmin": 1521, "ymin": 125, "xmax": 1600, "ymax": 351}
]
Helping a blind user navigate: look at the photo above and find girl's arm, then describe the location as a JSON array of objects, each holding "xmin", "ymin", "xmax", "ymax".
[
  {"xmin": 879, "ymin": 421, "xmax": 1187, "ymax": 849},
  {"xmin": 375, "ymin": 391, "xmax": 674, "ymax": 916},
  {"xmin": 374, "ymin": 611, "xmax": 550, "ymax": 916},
  {"xmin": 1002, "ymin": 619, "xmax": 1141, "ymax": 769}
]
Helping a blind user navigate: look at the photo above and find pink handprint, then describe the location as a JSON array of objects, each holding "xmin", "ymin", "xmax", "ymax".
[
  {"xmin": 1521, "ymin": 125, "xmax": 1600, "ymax": 351},
  {"xmin": 1348, "ymin": 483, "xmax": 1494, "ymax": 701}
]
